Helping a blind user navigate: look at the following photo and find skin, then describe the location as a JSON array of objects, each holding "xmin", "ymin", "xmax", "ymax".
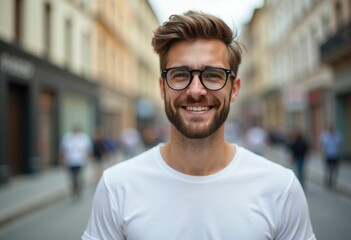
[{"xmin": 159, "ymin": 39, "xmax": 241, "ymax": 176}]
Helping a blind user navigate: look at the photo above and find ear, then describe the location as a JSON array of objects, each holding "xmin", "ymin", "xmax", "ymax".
[
  {"xmin": 159, "ymin": 76, "xmax": 165, "ymax": 100},
  {"xmin": 230, "ymin": 77, "xmax": 240, "ymax": 102}
]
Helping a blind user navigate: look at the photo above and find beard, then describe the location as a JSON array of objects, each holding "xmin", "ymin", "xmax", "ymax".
[{"xmin": 164, "ymin": 95, "xmax": 230, "ymax": 139}]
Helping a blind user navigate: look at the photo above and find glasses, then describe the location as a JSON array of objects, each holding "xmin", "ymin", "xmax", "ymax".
[{"xmin": 161, "ymin": 67, "xmax": 235, "ymax": 91}]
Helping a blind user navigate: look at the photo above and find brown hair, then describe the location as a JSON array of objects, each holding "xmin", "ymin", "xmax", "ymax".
[{"xmin": 152, "ymin": 11, "xmax": 242, "ymax": 75}]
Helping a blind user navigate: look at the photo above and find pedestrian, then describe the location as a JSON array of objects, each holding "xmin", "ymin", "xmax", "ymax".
[
  {"xmin": 92, "ymin": 127, "xmax": 106, "ymax": 183},
  {"xmin": 60, "ymin": 124, "xmax": 92, "ymax": 198},
  {"xmin": 120, "ymin": 128, "xmax": 144, "ymax": 159},
  {"xmin": 102, "ymin": 133, "xmax": 118, "ymax": 166},
  {"xmin": 288, "ymin": 129, "xmax": 310, "ymax": 188},
  {"xmin": 83, "ymin": 11, "xmax": 315, "ymax": 240},
  {"xmin": 320, "ymin": 124, "xmax": 342, "ymax": 188},
  {"xmin": 244, "ymin": 122, "xmax": 268, "ymax": 156}
]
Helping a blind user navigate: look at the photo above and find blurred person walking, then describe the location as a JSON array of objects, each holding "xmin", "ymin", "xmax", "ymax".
[
  {"xmin": 244, "ymin": 122, "xmax": 268, "ymax": 156},
  {"xmin": 83, "ymin": 11, "xmax": 315, "ymax": 240},
  {"xmin": 320, "ymin": 124, "xmax": 342, "ymax": 188},
  {"xmin": 288, "ymin": 129, "xmax": 310, "ymax": 188},
  {"xmin": 120, "ymin": 128, "xmax": 144, "ymax": 158},
  {"xmin": 103, "ymin": 133, "xmax": 119, "ymax": 166},
  {"xmin": 61, "ymin": 124, "xmax": 92, "ymax": 198},
  {"xmin": 92, "ymin": 127, "xmax": 107, "ymax": 183}
]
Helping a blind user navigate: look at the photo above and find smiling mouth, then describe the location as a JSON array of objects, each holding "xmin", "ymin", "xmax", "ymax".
[{"xmin": 185, "ymin": 106, "xmax": 211, "ymax": 112}]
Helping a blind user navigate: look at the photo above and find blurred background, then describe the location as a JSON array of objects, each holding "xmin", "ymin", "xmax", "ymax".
[{"xmin": 0, "ymin": 0, "xmax": 350, "ymax": 239}]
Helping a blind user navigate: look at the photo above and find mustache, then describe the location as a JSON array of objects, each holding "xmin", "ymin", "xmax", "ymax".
[{"xmin": 174, "ymin": 96, "xmax": 220, "ymax": 106}]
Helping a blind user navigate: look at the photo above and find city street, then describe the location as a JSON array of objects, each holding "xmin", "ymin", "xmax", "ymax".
[
  {"xmin": 306, "ymin": 181, "xmax": 351, "ymax": 240},
  {"xmin": 0, "ymin": 176, "xmax": 350, "ymax": 240},
  {"xmin": 1, "ymin": 0, "xmax": 350, "ymax": 239}
]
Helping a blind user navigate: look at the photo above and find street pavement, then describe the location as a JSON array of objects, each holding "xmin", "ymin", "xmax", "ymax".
[
  {"xmin": 0, "ymin": 145, "xmax": 351, "ymax": 230},
  {"xmin": 0, "ymin": 154, "xmax": 122, "ymax": 228}
]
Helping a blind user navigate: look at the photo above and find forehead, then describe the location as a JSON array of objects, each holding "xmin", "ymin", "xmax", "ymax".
[{"xmin": 166, "ymin": 39, "xmax": 229, "ymax": 69}]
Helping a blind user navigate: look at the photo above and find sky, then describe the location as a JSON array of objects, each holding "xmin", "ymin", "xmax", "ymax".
[{"xmin": 147, "ymin": 0, "xmax": 264, "ymax": 35}]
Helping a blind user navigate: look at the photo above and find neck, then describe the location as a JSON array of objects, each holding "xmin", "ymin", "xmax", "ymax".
[{"xmin": 160, "ymin": 127, "xmax": 235, "ymax": 176}]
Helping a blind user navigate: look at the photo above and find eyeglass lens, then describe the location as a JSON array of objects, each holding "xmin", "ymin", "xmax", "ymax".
[{"xmin": 166, "ymin": 68, "xmax": 227, "ymax": 90}]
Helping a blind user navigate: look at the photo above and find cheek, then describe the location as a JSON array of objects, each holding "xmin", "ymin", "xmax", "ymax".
[{"xmin": 213, "ymin": 90, "xmax": 231, "ymax": 105}]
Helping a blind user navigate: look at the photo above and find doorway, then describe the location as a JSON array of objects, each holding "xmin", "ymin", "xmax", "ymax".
[
  {"xmin": 7, "ymin": 83, "xmax": 28, "ymax": 175},
  {"xmin": 38, "ymin": 90, "xmax": 55, "ymax": 168}
]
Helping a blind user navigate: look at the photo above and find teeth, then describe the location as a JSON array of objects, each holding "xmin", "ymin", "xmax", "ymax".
[{"xmin": 186, "ymin": 106, "xmax": 209, "ymax": 112}]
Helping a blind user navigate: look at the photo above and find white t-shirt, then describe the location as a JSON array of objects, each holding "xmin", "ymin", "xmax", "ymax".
[
  {"xmin": 83, "ymin": 144, "xmax": 315, "ymax": 240},
  {"xmin": 61, "ymin": 132, "xmax": 91, "ymax": 167}
]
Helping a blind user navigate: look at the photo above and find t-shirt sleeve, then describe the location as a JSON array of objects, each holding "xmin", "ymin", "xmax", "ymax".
[
  {"xmin": 82, "ymin": 176, "xmax": 125, "ymax": 240},
  {"xmin": 275, "ymin": 175, "xmax": 316, "ymax": 240}
]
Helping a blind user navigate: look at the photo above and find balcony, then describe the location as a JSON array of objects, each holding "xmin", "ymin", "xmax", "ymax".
[{"xmin": 320, "ymin": 21, "xmax": 351, "ymax": 64}]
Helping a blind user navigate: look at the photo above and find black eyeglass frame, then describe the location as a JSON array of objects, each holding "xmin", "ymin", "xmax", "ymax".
[{"xmin": 161, "ymin": 66, "xmax": 236, "ymax": 91}]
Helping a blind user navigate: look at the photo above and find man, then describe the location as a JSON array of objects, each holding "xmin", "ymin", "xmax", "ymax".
[
  {"xmin": 320, "ymin": 124, "xmax": 342, "ymax": 188},
  {"xmin": 61, "ymin": 124, "xmax": 92, "ymax": 197},
  {"xmin": 288, "ymin": 128, "xmax": 310, "ymax": 188},
  {"xmin": 83, "ymin": 11, "xmax": 315, "ymax": 240}
]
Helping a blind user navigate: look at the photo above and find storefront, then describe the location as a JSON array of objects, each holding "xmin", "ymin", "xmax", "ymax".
[
  {"xmin": 0, "ymin": 40, "xmax": 98, "ymax": 183},
  {"xmin": 334, "ymin": 64, "xmax": 351, "ymax": 160}
]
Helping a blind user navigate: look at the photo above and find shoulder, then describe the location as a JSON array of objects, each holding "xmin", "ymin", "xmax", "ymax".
[
  {"xmin": 236, "ymin": 146, "xmax": 295, "ymax": 189},
  {"xmin": 103, "ymin": 146, "xmax": 159, "ymax": 185},
  {"xmin": 238, "ymin": 146, "xmax": 292, "ymax": 173}
]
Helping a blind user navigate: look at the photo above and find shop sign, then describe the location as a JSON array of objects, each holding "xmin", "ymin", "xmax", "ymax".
[{"xmin": 0, "ymin": 52, "xmax": 35, "ymax": 80}]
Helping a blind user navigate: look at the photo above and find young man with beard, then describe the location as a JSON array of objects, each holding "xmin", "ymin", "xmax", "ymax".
[{"xmin": 82, "ymin": 11, "xmax": 315, "ymax": 240}]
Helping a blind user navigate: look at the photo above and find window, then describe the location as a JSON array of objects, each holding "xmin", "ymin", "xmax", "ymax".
[
  {"xmin": 65, "ymin": 18, "xmax": 72, "ymax": 67},
  {"xmin": 82, "ymin": 32, "xmax": 90, "ymax": 77},
  {"xmin": 43, "ymin": 2, "xmax": 51, "ymax": 58},
  {"xmin": 310, "ymin": 25, "xmax": 317, "ymax": 68},
  {"xmin": 98, "ymin": 38, "xmax": 106, "ymax": 79},
  {"xmin": 321, "ymin": 14, "xmax": 330, "ymax": 37},
  {"xmin": 335, "ymin": 1, "xmax": 343, "ymax": 29},
  {"xmin": 14, "ymin": 0, "xmax": 23, "ymax": 44}
]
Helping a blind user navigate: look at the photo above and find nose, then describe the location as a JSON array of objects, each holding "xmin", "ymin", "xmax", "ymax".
[{"xmin": 186, "ymin": 73, "xmax": 207, "ymax": 99}]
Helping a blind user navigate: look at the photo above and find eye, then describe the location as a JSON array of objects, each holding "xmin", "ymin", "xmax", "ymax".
[
  {"xmin": 203, "ymin": 69, "xmax": 225, "ymax": 80},
  {"xmin": 169, "ymin": 70, "xmax": 190, "ymax": 80}
]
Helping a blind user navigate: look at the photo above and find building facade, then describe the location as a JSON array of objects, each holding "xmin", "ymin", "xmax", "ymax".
[
  {"xmin": 0, "ymin": 0, "xmax": 161, "ymax": 183},
  {"xmin": 320, "ymin": 0, "xmax": 351, "ymax": 159},
  {"xmin": 240, "ymin": 0, "xmax": 343, "ymax": 150},
  {"xmin": 91, "ymin": 0, "xmax": 160, "ymax": 138}
]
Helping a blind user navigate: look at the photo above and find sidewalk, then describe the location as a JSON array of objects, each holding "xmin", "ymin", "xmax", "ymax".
[
  {"xmin": 0, "ymin": 155, "xmax": 123, "ymax": 228},
  {"xmin": 1, "ymin": 146, "xmax": 351, "ymax": 229}
]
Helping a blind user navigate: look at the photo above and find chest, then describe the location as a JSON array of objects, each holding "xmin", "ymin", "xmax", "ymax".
[{"xmin": 119, "ymin": 182, "xmax": 277, "ymax": 240}]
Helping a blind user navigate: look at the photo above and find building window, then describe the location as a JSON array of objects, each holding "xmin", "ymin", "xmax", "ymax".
[
  {"xmin": 99, "ymin": 38, "xmax": 106, "ymax": 79},
  {"xmin": 310, "ymin": 25, "xmax": 317, "ymax": 68},
  {"xmin": 65, "ymin": 18, "xmax": 72, "ymax": 68},
  {"xmin": 43, "ymin": 2, "xmax": 51, "ymax": 58},
  {"xmin": 321, "ymin": 14, "xmax": 330, "ymax": 38},
  {"xmin": 82, "ymin": 32, "xmax": 90, "ymax": 77},
  {"xmin": 335, "ymin": 1, "xmax": 343, "ymax": 29},
  {"xmin": 14, "ymin": 0, "xmax": 23, "ymax": 44}
]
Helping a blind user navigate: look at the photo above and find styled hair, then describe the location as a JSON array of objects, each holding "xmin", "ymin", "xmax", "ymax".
[{"xmin": 152, "ymin": 11, "xmax": 242, "ymax": 75}]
